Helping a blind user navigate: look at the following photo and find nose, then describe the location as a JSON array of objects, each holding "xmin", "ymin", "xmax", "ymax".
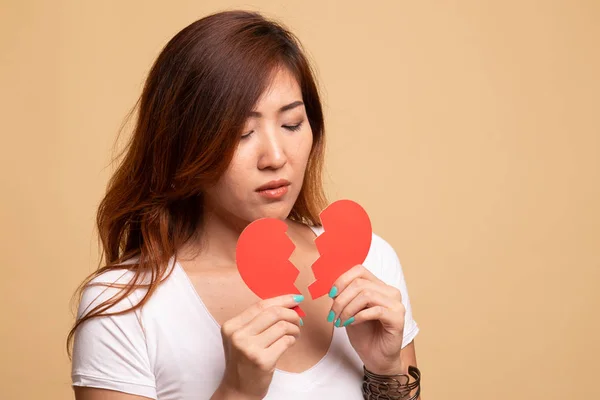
[{"xmin": 257, "ymin": 131, "xmax": 288, "ymax": 171}]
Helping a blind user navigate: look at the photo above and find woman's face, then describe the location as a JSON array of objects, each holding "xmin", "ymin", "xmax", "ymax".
[{"xmin": 203, "ymin": 67, "xmax": 313, "ymax": 225}]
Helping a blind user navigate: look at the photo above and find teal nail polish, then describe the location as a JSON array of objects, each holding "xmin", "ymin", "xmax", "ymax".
[
  {"xmin": 327, "ymin": 310, "xmax": 335, "ymax": 323},
  {"xmin": 328, "ymin": 286, "xmax": 338, "ymax": 298},
  {"xmin": 334, "ymin": 318, "xmax": 341, "ymax": 327},
  {"xmin": 299, "ymin": 318, "xmax": 304, "ymax": 326},
  {"xmin": 342, "ymin": 316, "xmax": 355, "ymax": 327},
  {"xmin": 293, "ymin": 294, "xmax": 305, "ymax": 303}
]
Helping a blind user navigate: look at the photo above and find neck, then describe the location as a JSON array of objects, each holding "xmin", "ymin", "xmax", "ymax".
[
  {"xmin": 195, "ymin": 202, "xmax": 250, "ymax": 266},
  {"xmin": 181, "ymin": 203, "xmax": 299, "ymax": 268}
]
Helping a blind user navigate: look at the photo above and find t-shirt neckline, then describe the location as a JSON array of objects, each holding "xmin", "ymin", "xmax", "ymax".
[{"xmin": 173, "ymin": 223, "xmax": 340, "ymax": 389}]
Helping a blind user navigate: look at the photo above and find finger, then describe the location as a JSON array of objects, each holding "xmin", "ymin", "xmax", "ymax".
[
  {"xmin": 262, "ymin": 334, "xmax": 297, "ymax": 368},
  {"xmin": 329, "ymin": 278, "xmax": 396, "ymax": 324},
  {"xmin": 221, "ymin": 294, "xmax": 304, "ymax": 336},
  {"xmin": 243, "ymin": 306, "xmax": 302, "ymax": 336},
  {"xmin": 329, "ymin": 278, "xmax": 380, "ymax": 322},
  {"xmin": 329, "ymin": 264, "xmax": 382, "ymax": 299},
  {"xmin": 337, "ymin": 289, "xmax": 402, "ymax": 328},
  {"xmin": 350, "ymin": 302, "xmax": 406, "ymax": 332},
  {"xmin": 255, "ymin": 320, "xmax": 301, "ymax": 348}
]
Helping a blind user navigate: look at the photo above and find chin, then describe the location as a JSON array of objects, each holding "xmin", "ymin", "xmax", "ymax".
[{"xmin": 250, "ymin": 201, "xmax": 294, "ymax": 221}]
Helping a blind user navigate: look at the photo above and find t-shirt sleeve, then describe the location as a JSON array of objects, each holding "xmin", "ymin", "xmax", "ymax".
[
  {"xmin": 71, "ymin": 270, "xmax": 157, "ymax": 399},
  {"xmin": 370, "ymin": 234, "xmax": 420, "ymax": 349}
]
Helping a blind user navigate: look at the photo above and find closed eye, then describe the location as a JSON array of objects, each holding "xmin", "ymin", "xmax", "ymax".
[
  {"xmin": 241, "ymin": 120, "xmax": 305, "ymax": 139},
  {"xmin": 283, "ymin": 121, "xmax": 304, "ymax": 132}
]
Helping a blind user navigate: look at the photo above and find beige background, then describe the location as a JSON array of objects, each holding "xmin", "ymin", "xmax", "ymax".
[{"xmin": 1, "ymin": 1, "xmax": 599, "ymax": 399}]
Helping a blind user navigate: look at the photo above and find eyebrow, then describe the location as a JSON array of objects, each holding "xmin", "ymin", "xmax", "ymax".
[{"xmin": 248, "ymin": 100, "xmax": 304, "ymax": 118}]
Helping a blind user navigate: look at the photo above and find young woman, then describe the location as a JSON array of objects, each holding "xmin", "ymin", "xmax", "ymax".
[{"xmin": 68, "ymin": 10, "xmax": 421, "ymax": 400}]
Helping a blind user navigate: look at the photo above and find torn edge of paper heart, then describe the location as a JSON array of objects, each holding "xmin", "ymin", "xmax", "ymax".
[
  {"xmin": 235, "ymin": 217, "xmax": 306, "ymax": 316},
  {"xmin": 307, "ymin": 199, "xmax": 373, "ymax": 299},
  {"xmin": 235, "ymin": 199, "xmax": 372, "ymax": 311}
]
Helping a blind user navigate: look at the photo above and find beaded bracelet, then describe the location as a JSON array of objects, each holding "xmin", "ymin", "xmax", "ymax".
[{"xmin": 362, "ymin": 365, "xmax": 421, "ymax": 400}]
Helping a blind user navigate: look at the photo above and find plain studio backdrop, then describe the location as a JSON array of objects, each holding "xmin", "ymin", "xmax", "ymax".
[{"xmin": 1, "ymin": 1, "xmax": 599, "ymax": 399}]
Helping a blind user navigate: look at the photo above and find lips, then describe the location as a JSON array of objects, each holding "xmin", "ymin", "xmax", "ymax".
[
  {"xmin": 256, "ymin": 179, "xmax": 291, "ymax": 192},
  {"xmin": 256, "ymin": 179, "xmax": 291, "ymax": 200}
]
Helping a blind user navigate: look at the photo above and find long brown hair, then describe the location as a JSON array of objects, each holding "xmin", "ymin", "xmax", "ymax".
[{"xmin": 67, "ymin": 9, "xmax": 327, "ymax": 357}]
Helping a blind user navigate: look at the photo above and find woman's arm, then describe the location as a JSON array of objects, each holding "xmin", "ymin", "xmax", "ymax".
[
  {"xmin": 401, "ymin": 341, "xmax": 417, "ymax": 372},
  {"xmin": 74, "ymin": 387, "xmax": 153, "ymax": 400},
  {"xmin": 71, "ymin": 273, "xmax": 157, "ymax": 399},
  {"xmin": 400, "ymin": 341, "xmax": 421, "ymax": 400}
]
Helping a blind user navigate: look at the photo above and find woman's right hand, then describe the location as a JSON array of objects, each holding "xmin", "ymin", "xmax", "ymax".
[{"xmin": 212, "ymin": 294, "xmax": 305, "ymax": 400}]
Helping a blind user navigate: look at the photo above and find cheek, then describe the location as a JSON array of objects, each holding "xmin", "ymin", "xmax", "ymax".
[
  {"xmin": 220, "ymin": 148, "xmax": 256, "ymax": 194},
  {"xmin": 218, "ymin": 168, "xmax": 244, "ymax": 196},
  {"xmin": 297, "ymin": 130, "xmax": 313, "ymax": 165}
]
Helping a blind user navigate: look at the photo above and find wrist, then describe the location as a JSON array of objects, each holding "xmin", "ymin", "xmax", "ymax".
[
  {"xmin": 364, "ymin": 360, "xmax": 406, "ymax": 376},
  {"xmin": 362, "ymin": 365, "xmax": 421, "ymax": 400}
]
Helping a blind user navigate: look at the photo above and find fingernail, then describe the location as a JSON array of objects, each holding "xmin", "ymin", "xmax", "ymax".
[
  {"xmin": 327, "ymin": 310, "xmax": 335, "ymax": 323},
  {"xmin": 342, "ymin": 316, "xmax": 355, "ymax": 327},
  {"xmin": 334, "ymin": 318, "xmax": 341, "ymax": 327},
  {"xmin": 328, "ymin": 286, "xmax": 338, "ymax": 298},
  {"xmin": 299, "ymin": 318, "xmax": 304, "ymax": 326},
  {"xmin": 293, "ymin": 294, "xmax": 305, "ymax": 303}
]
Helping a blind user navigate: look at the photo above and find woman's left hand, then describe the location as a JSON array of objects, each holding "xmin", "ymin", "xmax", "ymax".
[{"xmin": 328, "ymin": 264, "xmax": 406, "ymax": 375}]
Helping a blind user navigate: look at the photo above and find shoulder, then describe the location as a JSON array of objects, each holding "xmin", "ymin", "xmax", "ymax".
[
  {"xmin": 77, "ymin": 255, "xmax": 183, "ymax": 319},
  {"xmin": 77, "ymin": 269, "xmax": 136, "ymax": 319},
  {"xmin": 367, "ymin": 232, "xmax": 401, "ymax": 263},
  {"xmin": 72, "ymin": 265, "xmax": 158, "ymax": 398},
  {"xmin": 77, "ymin": 258, "xmax": 153, "ymax": 320},
  {"xmin": 363, "ymin": 232, "xmax": 405, "ymax": 284}
]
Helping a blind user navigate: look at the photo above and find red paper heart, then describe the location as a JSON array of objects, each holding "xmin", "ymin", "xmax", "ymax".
[
  {"xmin": 235, "ymin": 200, "xmax": 372, "ymax": 316},
  {"xmin": 307, "ymin": 200, "xmax": 372, "ymax": 299},
  {"xmin": 235, "ymin": 218, "xmax": 306, "ymax": 317}
]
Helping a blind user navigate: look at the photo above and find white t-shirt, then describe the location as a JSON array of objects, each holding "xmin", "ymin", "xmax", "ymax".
[{"xmin": 71, "ymin": 225, "xmax": 419, "ymax": 399}]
